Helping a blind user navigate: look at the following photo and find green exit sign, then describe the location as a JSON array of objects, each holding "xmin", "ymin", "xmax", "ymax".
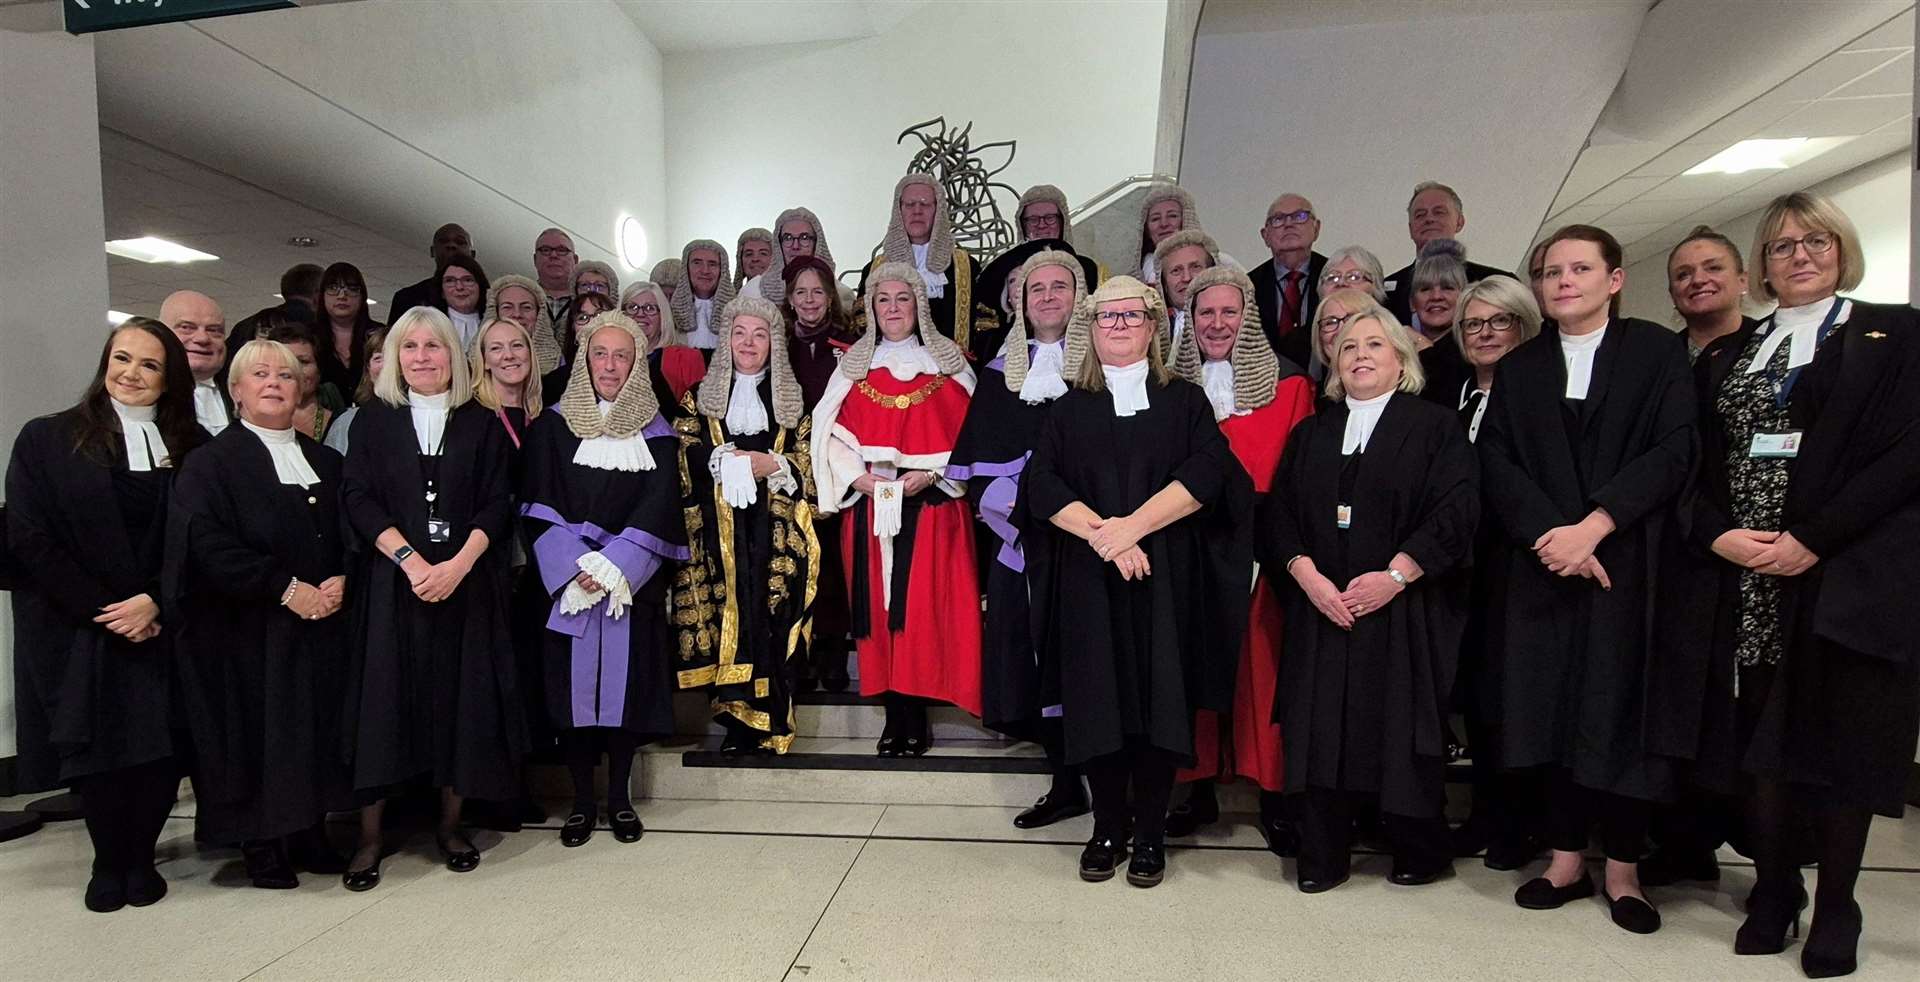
[{"xmin": 64, "ymin": 0, "xmax": 296, "ymax": 35}]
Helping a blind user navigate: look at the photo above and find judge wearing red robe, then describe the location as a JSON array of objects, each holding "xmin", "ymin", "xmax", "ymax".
[
  {"xmin": 1166, "ymin": 267, "xmax": 1316, "ymax": 852},
  {"xmin": 811, "ymin": 261, "xmax": 981, "ymax": 755}
]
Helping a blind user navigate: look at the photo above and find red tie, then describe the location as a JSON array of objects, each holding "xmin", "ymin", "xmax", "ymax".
[{"xmin": 1279, "ymin": 270, "xmax": 1303, "ymax": 337}]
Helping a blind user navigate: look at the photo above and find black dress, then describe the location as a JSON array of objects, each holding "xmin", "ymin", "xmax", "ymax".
[
  {"xmin": 5, "ymin": 411, "xmax": 183, "ymax": 788},
  {"xmin": 1476, "ymin": 318, "xmax": 1695, "ymax": 801},
  {"xmin": 1022, "ymin": 378, "xmax": 1253, "ymax": 765},
  {"xmin": 339, "ymin": 400, "xmax": 526, "ymax": 801},
  {"xmin": 166, "ymin": 425, "xmax": 349, "ymax": 843}
]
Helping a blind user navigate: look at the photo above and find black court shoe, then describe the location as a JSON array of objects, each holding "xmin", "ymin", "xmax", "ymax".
[
  {"xmin": 1801, "ymin": 900, "xmax": 1862, "ymax": 979},
  {"xmin": 1515, "ymin": 871, "xmax": 1595, "ymax": 909},
  {"xmin": 1388, "ymin": 859, "xmax": 1451, "ymax": 887},
  {"xmin": 1078, "ymin": 832, "xmax": 1127, "ymax": 882},
  {"xmin": 560, "ymin": 809, "xmax": 595, "ymax": 848},
  {"xmin": 1014, "ymin": 790, "xmax": 1091, "ymax": 830},
  {"xmin": 438, "ymin": 833, "xmax": 480, "ymax": 873},
  {"xmin": 342, "ymin": 858, "xmax": 382, "ymax": 892},
  {"xmin": 1126, "ymin": 841, "xmax": 1166, "ymax": 888},
  {"xmin": 1735, "ymin": 881, "xmax": 1806, "ymax": 955},
  {"xmin": 1603, "ymin": 889, "xmax": 1662, "ymax": 934},
  {"xmin": 609, "ymin": 809, "xmax": 644, "ymax": 843}
]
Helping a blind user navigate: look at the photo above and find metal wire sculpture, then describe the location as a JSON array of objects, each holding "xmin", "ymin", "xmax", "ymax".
[{"xmin": 898, "ymin": 117, "xmax": 1018, "ymax": 260}]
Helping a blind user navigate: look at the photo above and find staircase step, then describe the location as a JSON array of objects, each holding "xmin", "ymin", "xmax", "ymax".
[
  {"xmin": 672, "ymin": 690, "xmax": 1002, "ymax": 741},
  {"xmin": 640, "ymin": 736, "xmax": 1053, "ymax": 807}
]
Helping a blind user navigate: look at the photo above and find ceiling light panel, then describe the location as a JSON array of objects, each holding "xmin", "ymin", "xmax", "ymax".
[{"xmin": 105, "ymin": 236, "xmax": 218, "ymax": 263}]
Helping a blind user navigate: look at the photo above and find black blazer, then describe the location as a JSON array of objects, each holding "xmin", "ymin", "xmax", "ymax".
[
  {"xmin": 386, "ymin": 276, "xmax": 439, "ymax": 324},
  {"xmin": 1248, "ymin": 251, "xmax": 1328, "ymax": 370},
  {"xmin": 1385, "ymin": 257, "xmax": 1508, "ymax": 325}
]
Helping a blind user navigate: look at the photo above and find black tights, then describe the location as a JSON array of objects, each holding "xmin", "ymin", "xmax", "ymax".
[
  {"xmin": 1745, "ymin": 780, "xmax": 1873, "ymax": 909},
  {"xmin": 1084, "ymin": 744, "xmax": 1180, "ymax": 844},
  {"xmin": 73, "ymin": 758, "xmax": 179, "ymax": 876},
  {"xmin": 1543, "ymin": 772, "xmax": 1650, "ymax": 862},
  {"xmin": 1036, "ymin": 717, "xmax": 1084, "ymax": 799},
  {"xmin": 563, "ymin": 728, "xmax": 640, "ymax": 813}
]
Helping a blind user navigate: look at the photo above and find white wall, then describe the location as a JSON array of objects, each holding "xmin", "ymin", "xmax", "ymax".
[
  {"xmin": 661, "ymin": 0, "xmax": 1168, "ymax": 267},
  {"xmin": 1622, "ymin": 152, "xmax": 1912, "ymax": 323}
]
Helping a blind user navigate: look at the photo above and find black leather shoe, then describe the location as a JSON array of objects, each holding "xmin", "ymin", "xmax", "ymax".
[
  {"xmin": 1483, "ymin": 837, "xmax": 1542, "ymax": 872},
  {"xmin": 875, "ymin": 734, "xmax": 903, "ymax": 757},
  {"xmin": 1260, "ymin": 816, "xmax": 1300, "ymax": 858},
  {"xmin": 85, "ymin": 866, "xmax": 127, "ymax": 913},
  {"xmin": 1126, "ymin": 841, "xmax": 1166, "ymax": 888},
  {"xmin": 123, "ymin": 866, "xmax": 168, "ymax": 907},
  {"xmin": 560, "ymin": 810, "xmax": 595, "ymax": 848},
  {"xmin": 1801, "ymin": 900, "xmax": 1862, "ymax": 979},
  {"xmin": 1163, "ymin": 796, "xmax": 1219, "ymax": 839},
  {"xmin": 286, "ymin": 825, "xmax": 347, "ymax": 876},
  {"xmin": 1735, "ymin": 881, "xmax": 1806, "ymax": 955},
  {"xmin": 242, "ymin": 840, "xmax": 300, "ymax": 890},
  {"xmin": 1389, "ymin": 861, "xmax": 1450, "ymax": 886},
  {"xmin": 438, "ymin": 834, "xmax": 480, "ymax": 873},
  {"xmin": 1078, "ymin": 833, "xmax": 1126, "ymax": 882},
  {"xmin": 900, "ymin": 733, "xmax": 931, "ymax": 757},
  {"xmin": 1603, "ymin": 889, "xmax": 1662, "ymax": 934},
  {"xmin": 1014, "ymin": 791, "xmax": 1090, "ymax": 830},
  {"xmin": 1515, "ymin": 872, "xmax": 1595, "ymax": 909},
  {"xmin": 341, "ymin": 859, "xmax": 382, "ymax": 892},
  {"xmin": 1297, "ymin": 873, "xmax": 1350, "ymax": 894},
  {"xmin": 1638, "ymin": 846, "xmax": 1721, "ymax": 887},
  {"xmin": 610, "ymin": 809, "xmax": 644, "ymax": 843}
]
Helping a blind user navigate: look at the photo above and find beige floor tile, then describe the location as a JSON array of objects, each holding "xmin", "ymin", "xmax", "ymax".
[{"xmin": 629, "ymin": 798, "xmax": 887, "ymax": 837}]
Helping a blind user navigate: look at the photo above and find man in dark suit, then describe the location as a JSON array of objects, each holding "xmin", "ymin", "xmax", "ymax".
[
  {"xmin": 228, "ymin": 263, "xmax": 321, "ymax": 355},
  {"xmin": 1246, "ymin": 192, "xmax": 1327, "ymax": 370},
  {"xmin": 159, "ymin": 289, "xmax": 232, "ymax": 435},
  {"xmin": 1384, "ymin": 181, "xmax": 1506, "ymax": 323},
  {"xmin": 385, "ymin": 222, "xmax": 474, "ymax": 319}
]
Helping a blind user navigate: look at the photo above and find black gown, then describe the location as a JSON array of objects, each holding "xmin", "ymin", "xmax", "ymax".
[
  {"xmin": 166, "ymin": 425, "xmax": 348, "ymax": 843},
  {"xmin": 5, "ymin": 411, "xmax": 186, "ymax": 789},
  {"xmin": 1476, "ymin": 318, "xmax": 1695, "ymax": 801},
  {"xmin": 520, "ymin": 412, "xmax": 687, "ymax": 739},
  {"xmin": 1022, "ymin": 377, "xmax": 1253, "ymax": 765},
  {"xmin": 1262, "ymin": 393, "xmax": 1478, "ymax": 819},
  {"xmin": 497, "ymin": 406, "xmax": 554, "ymax": 754},
  {"xmin": 339, "ymin": 400, "xmax": 526, "ymax": 801}
]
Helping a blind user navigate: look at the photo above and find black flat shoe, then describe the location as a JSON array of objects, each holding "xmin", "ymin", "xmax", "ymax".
[
  {"xmin": 286, "ymin": 825, "xmax": 347, "ymax": 876},
  {"xmin": 1389, "ymin": 862, "xmax": 1450, "ymax": 886},
  {"xmin": 1801, "ymin": 900, "xmax": 1862, "ymax": 979},
  {"xmin": 875, "ymin": 734, "xmax": 903, "ymax": 757},
  {"xmin": 1078, "ymin": 833, "xmax": 1126, "ymax": 882},
  {"xmin": 1126, "ymin": 841, "xmax": 1166, "ymax": 888},
  {"xmin": 85, "ymin": 867, "xmax": 126, "ymax": 913},
  {"xmin": 1603, "ymin": 889, "xmax": 1662, "ymax": 934},
  {"xmin": 560, "ymin": 811, "xmax": 595, "ymax": 848},
  {"xmin": 1515, "ymin": 872, "xmax": 1595, "ymax": 909},
  {"xmin": 1260, "ymin": 816, "xmax": 1300, "ymax": 858},
  {"xmin": 1483, "ymin": 837, "xmax": 1542, "ymax": 872},
  {"xmin": 1735, "ymin": 881, "xmax": 1806, "ymax": 955},
  {"xmin": 341, "ymin": 860, "xmax": 382, "ymax": 892},
  {"xmin": 1297, "ymin": 873, "xmax": 1350, "ymax": 895},
  {"xmin": 242, "ymin": 840, "xmax": 300, "ymax": 890},
  {"xmin": 1637, "ymin": 846, "xmax": 1721, "ymax": 887},
  {"xmin": 1014, "ymin": 790, "xmax": 1091, "ymax": 829},
  {"xmin": 900, "ymin": 733, "xmax": 931, "ymax": 757},
  {"xmin": 610, "ymin": 809, "xmax": 644, "ymax": 843},
  {"xmin": 1163, "ymin": 796, "xmax": 1219, "ymax": 839},
  {"xmin": 438, "ymin": 834, "xmax": 480, "ymax": 873},
  {"xmin": 123, "ymin": 866, "xmax": 168, "ymax": 907}
]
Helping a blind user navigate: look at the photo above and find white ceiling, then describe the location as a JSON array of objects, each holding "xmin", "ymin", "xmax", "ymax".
[
  {"xmin": 1548, "ymin": 4, "xmax": 1914, "ymax": 265},
  {"xmin": 614, "ymin": 0, "xmax": 927, "ymax": 52},
  {"xmin": 99, "ymin": 128, "xmax": 418, "ymax": 320}
]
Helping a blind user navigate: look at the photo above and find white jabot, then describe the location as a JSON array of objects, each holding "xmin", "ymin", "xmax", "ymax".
[
  {"xmin": 1101, "ymin": 359, "xmax": 1152, "ymax": 417},
  {"xmin": 1201, "ymin": 359, "xmax": 1237, "ymax": 420},
  {"xmin": 1342, "ymin": 390, "xmax": 1392, "ymax": 454},
  {"xmin": 1748, "ymin": 297, "xmax": 1850, "ymax": 377},
  {"xmin": 194, "ymin": 380, "xmax": 230, "ymax": 435},
  {"xmin": 688, "ymin": 297, "xmax": 719, "ymax": 349},
  {"xmin": 739, "ymin": 274, "xmax": 765, "ymax": 301},
  {"xmin": 1017, "ymin": 338, "xmax": 1069, "ymax": 404},
  {"xmin": 1558, "ymin": 325, "xmax": 1607, "ymax": 400},
  {"xmin": 726, "ymin": 369, "xmax": 770, "ymax": 435},
  {"xmin": 407, "ymin": 389, "xmax": 449, "ymax": 454},
  {"xmin": 572, "ymin": 399, "xmax": 657, "ymax": 472},
  {"xmin": 910, "ymin": 242, "xmax": 948, "ymax": 298},
  {"xmin": 109, "ymin": 398, "xmax": 171, "ymax": 471},
  {"xmin": 449, "ymin": 308, "xmax": 482, "ymax": 350},
  {"xmin": 1170, "ymin": 310, "xmax": 1187, "ymax": 352},
  {"xmin": 871, "ymin": 337, "xmax": 941, "ymax": 382},
  {"xmin": 242, "ymin": 419, "xmax": 321, "ymax": 488},
  {"xmin": 1140, "ymin": 253, "xmax": 1161, "ymax": 285}
]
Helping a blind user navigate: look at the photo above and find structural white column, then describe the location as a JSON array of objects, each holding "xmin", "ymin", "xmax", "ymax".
[{"xmin": 0, "ymin": 25, "xmax": 111, "ymax": 763}]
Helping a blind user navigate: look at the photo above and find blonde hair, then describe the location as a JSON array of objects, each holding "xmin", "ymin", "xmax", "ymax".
[
  {"xmin": 226, "ymin": 338, "xmax": 299, "ymax": 393},
  {"xmin": 1750, "ymin": 190, "xmax": 1865, "ymax": 301},
  {"xmin": 1322, "ymin": 301, "xmax": 1425, "ymax": 400},
  {"xmin": 469, "ymin": 317, "xmax": 545, "ymax": 419},
  {"xmin": 1451, "ymin": 275, "xmax": 1541, "ymax": 358},
  {"xmin": 375, "ymin": 307, "xmax": 474, "ymax": 408}
]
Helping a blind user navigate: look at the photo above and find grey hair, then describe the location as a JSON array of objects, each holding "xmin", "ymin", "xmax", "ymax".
[
  {"xmin": 376, "ymin": 307, "xmax": 475, "ymax": 408},
  {"xmin": 1322, "ymin": 300, "xmax": 1426, "ymax": 401},
  {"xmin": 1318, "ymin": 245, "xmax": 1388, "ymax": 303},
  {"xmin": 1412, "ymin": 238, "xmax": 1469, "ymax": 292},
  {"xmin": 1451, "ymin": 275, "xmax": 1542, "ymax": 358},
  {"xmin": 1407, "ymin": 180, "xmax": 1463, "ymax": 215}
]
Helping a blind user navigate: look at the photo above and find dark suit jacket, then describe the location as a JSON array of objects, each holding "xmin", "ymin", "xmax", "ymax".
[
  {"xmin": 386, "ymin": 276, "xmax": 438, "ymax": 324},
  {"xmin": 1386, "ymin": 257, "xmax": 1509, "ymax": 325},
  {"xmin": 1248, "ymin": 251, "xmax": 1328, "ymax": 370}
]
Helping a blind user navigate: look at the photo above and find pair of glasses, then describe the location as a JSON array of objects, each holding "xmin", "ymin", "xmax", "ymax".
[
  {"xmin": 778, "ymin": 232, "xmax": 817, "ymax": 245},
  {"xmin": 1321, "ymin": 270, "xmax": 1375, "ymax": 288},
  {"xmin": 535, "ymin": 245, "xmax": 574, "ymax": 257},
  {"xmin": 622, "ymin": 302, "xmax": 660, "ymax": 317},
  {"xmin": 1763, "ymin": 231, "xmax": 1837, "ymax": 261},
  {"xmin": 1266, "ymin": 210, "xmax": 1314, "ymax": 228},
  {"xmin": 1094, "ymin": 309, "xmax": 1149, "ymax": 330},
  {"xmin": 323, "ymin": 284, "xmax": 363, "ymax": 298},
  {"xmin": 443, "ymin": 276, "xmax": 477, "ymax": 288},
  {"xmin": 1461, "ymin": 313, "xmax": 1520, "ymax": 335},
  {"xmin": 1025, "ymin": 213, "xmax": 1063, "ymax": 228},
  {"xmin": 1316, "ymin": 312, "xmax": 1355, "ymax": 332}
]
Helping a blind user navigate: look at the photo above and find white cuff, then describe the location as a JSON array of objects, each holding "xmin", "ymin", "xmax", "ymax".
[{"xmin": 576, "ymin": 550, "xmax": 632, "ymax": 619}]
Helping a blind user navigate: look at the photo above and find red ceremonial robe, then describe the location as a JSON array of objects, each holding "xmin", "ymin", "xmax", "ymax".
[{"xmin": 1180, "ymin": 375, "xmax": 1317, "ymax": 789}]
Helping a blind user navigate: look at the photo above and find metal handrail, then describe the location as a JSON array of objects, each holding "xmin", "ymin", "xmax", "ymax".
[{"xmin": 1068, "ymin": 173, "xmax": 1178, "ymax": 219}]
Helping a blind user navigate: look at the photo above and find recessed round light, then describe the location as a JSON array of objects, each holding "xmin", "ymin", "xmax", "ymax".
[
  {"xmin": 618, "ymin": 217, "xmax": 647, "ymax": 270},
  {"xmin": 287, "ymin": 235, "xmax": 319, "ymax": 248}
]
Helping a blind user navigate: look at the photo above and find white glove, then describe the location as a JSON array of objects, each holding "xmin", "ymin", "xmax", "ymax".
[
  {"xmin": 872, "ymin": 480, "xmax": 905, "ymax": 538},
  {"xmin": 720, "ymin": 451, "xmax": 759, "ymax": 509}
]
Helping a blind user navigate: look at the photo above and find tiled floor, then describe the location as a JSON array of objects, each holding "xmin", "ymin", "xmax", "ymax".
[{"xmin": 2, "ymin": 794, "xmax": 1917, "ymax": 981}]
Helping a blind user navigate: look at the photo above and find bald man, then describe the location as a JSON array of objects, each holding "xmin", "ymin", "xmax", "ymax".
[
  {"xmin": 159, "ymin": 289, "xmax": 231, "ymax": 434},
  {"xmin": 386, "ymin": 222, "xmax": 473, "ymax": 318},
  {"xmin": 1247, "ymin": 193, "xmax": 1328, "ymax": 370}
]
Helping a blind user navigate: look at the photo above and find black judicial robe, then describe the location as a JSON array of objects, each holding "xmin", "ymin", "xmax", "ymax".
[
  {"xmin": 521, "ymin": 412, "xmax": 687, "ymax": 739},
  {"xmin": 1476, "ymin": 318, "xmax": 1694, "ymax": 801},
  {"xmin": 857, "ymin": 250, "xmax": 1000, "ymax": 361},
  {"xmin": 1384, "ymin": 258, "xmax": 1508, "ymax": 326},
  {"xmin": 166, "ymin": 426, "xmax": 349, "ymax": 843},
  {"xmin": 1248, "ymin": 252, "xmax": 1328, "ymax": 371},
  {"xmin": 339, "ymin": 400, "xmax": 526, "ymax": 800},
  {"xmin": 1656, "ymin": 302, "xmax": 1920, "ymax": 816},
  {"xmin": 1023, "ymin": 378, "xmax": 1253, "ymax": 765},
  {"xmin": 385, "ymin": 276, "xmax": 438, "ymax": 327},
  {"xmin": 947, "ymin": 352, "xmax": 1054, "ymax": 738},
  {"xmin": 5, "ymin": 411, "xmax": 195, "ymax": 788},
  {"xmin": 1418, "ymin": 340, "xmax": 1471, "ymax": 409},
  {"xmin": 1262, "ymin": 393, "xmax": 1477, "ymax": 818}
]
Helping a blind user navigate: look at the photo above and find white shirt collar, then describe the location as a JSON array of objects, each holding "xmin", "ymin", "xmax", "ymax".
[
  {"xmin": 726, "ymin": 369, "xmax": 771, "ymax": 435},
  {"xmin": 194, "ymin": 379, "xmax": 229, "ymax": 434},
  {"xmin": 110, "ymin": 397, "xmax": 171, "ymax": 471},
  {"xmin": 407, "ymin": 389, "xmax": 450, "ymax": 454},
  {"xmin": 1559, "ymin": 324, "xmax": 1607, "ymax": 400},
  {"xmin": 1749, "ymin": 297, "xmax": 1849, "ymax": 376},
  {"xmin": 1342, "ymin": 390, "xmax": 1392, "ymax": 454},
  {"xmin": 1201, "ymin": 359, "xmax": 1237, "ymax": 420},
  {"xmin": 872, "ymin": 336, "xmax": 941, "ymax": 382},
  {"xmin": 449, "ymin": 308, "xmax": 482, "ymax": 349},
  {"xmin": 686, "ymin": 296, "xmax": 719, "ymax": 349},
  {"xmin": 909, "ymin": 242, "xmax": 947, "ymax": 297},
  {"xmin": 1101, "ymin": 359, "xmax": 1152, "ymax": 417},
  {"xmin": 1016, "ymin": 338, "xmax": 1068, "ymax": 404},
  {"xmin": 241, "ymin": 419, "xmax": 321, "ymax": 487}
]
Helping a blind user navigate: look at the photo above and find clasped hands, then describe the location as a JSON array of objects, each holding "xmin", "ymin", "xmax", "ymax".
[
  {"xmin": 851, "ymin": 470, "xmax": 936, "ymax": 496},
  {"xmin": 1533, "ymin": 511, "xmax": 1615, "ymax": 590},
  {"xmin": 405, "ymin": 554, "xmax": 473, "ymax": 604},
  {"xmin": 95, "ymin": 592, "xmax": 162, "ymax": 642},
  {"xmin": 1712, "ymin": 528, "xmax": 1818, "ymax": 577},
  {"xmin": 285, "ymin": 576, "xmax": 346, "ymax": 620},
  {"xmin": 1087, "ymin": 513, "xmax": 1151, "ymax": 581},
  {"xmin": 1291, "ymin": 559, "xmax": 1402, "ymax": 631}
]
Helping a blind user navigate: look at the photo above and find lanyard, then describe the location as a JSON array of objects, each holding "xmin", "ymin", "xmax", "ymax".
[
  {"xmin": 1766, "ymin": 297, "xmax": 1844, "ymax": 409},
  {"xmin": 495, "ymin": 408, "xmax": 522, "ymax": 449},
  {"xmin": 420, "ymin": 412, "xmax": 450, "ymax": 516}
]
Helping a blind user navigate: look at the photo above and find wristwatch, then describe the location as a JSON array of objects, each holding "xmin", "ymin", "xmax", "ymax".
[
  {"xmin": 1386, "ymin": 568, "xmax": 1408, "ymax": 586},
  {"xmin": 391, "ymin": 545, "xmax": 416, "ymax": 565}
]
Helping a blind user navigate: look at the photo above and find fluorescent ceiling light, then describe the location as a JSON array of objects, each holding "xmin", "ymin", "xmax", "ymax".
[
  {"xmin": 105, "ymin": 236, "xmax": 218, "ymax": 264},
  {"xmin": 1685, "ymin": 137, "xmax": 1851, "ymax": 176},
  {"xmin": 279, "ymin": 293, "xmax": 379, "ymax": 306},
  {"xmin": 108, "ymin": 310, "xmax": 133, "ymax": 325}
]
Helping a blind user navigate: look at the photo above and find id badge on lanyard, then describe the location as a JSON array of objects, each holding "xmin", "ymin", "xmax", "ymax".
[
  {"xmin": 1336, "ymin": 504, "xmax": 1352, "ymax": 530},
  {"xmin": 423, "ymin": 413, "xmax": 452, "ymax": 543}
]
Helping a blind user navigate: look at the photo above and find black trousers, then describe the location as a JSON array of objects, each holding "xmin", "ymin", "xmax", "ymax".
[
  {"xmin": 72, "ymin": 757, "xmax": 179, "ymax": 875},
  {"xmin": 1461, "ymin": 713, "xmax": 1542, "ymax": 846},
  {"xmin": 1297, "ymin": 787, "xmax": 1451, "ymax": 882},
  {"xmin": 1084, "ymin": 743, "xmax": 1179, "ymax": 844},
  {"xmin": 1544, "ymin": 771, "xmax": 1650, "ymax": 862}
]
